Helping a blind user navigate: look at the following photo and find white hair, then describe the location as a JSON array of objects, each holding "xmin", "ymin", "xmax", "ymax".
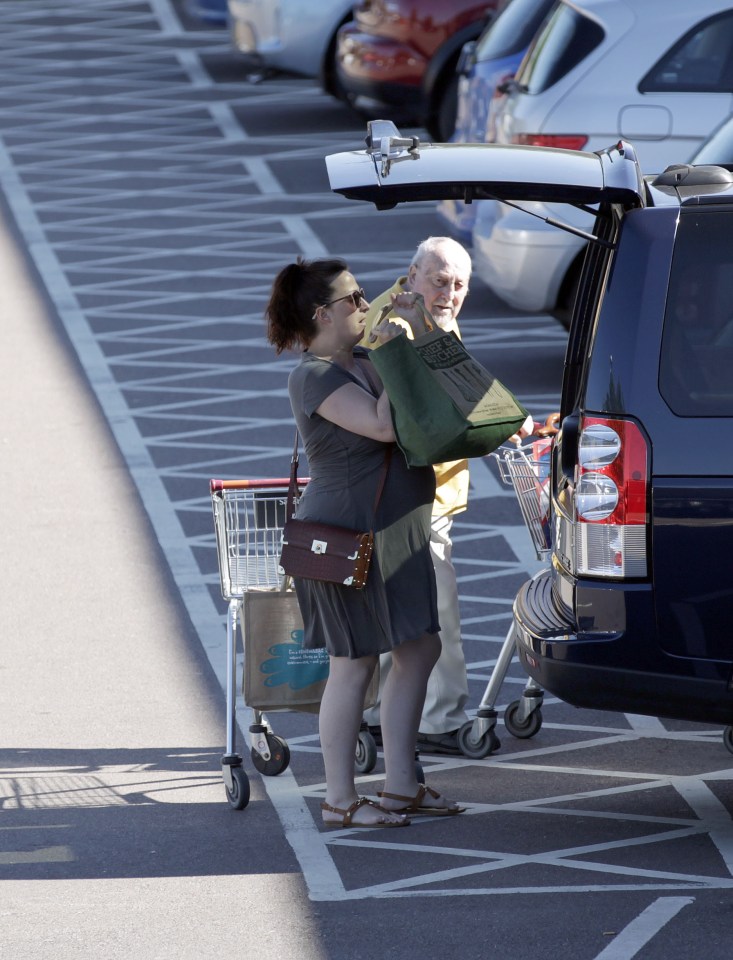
[{"xmin": 410, "ymin": 236, "xmax": 472, "ymax": 275}]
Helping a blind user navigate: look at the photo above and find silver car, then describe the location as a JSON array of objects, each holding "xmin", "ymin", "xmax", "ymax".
[
  {"xmin": 471, "ymin": 0, "xmax": 733, "ymax": 321},
  {"xmin": 227, "ymin": 0, "xmax": 353, "ymax": 96}
]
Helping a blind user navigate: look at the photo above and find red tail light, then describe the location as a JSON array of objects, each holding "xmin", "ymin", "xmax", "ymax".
[
  {"xmin": 572, "ymin": 416, "xmax": 649, "ymax": 578},
  {"xmin": 512, "ymin": 134, "xmax": 589, "ymax": 151}
]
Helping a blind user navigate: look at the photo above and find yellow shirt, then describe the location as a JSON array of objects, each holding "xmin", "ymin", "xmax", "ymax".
[{"xmin": 361, "ymin": 278, "xmax": 469, "ymax": 518}]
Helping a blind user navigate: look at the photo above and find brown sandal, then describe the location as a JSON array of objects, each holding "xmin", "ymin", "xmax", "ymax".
[
  {"xmin": 320, "ymin": 796, "xmax": 411, "ymax": 828},
  {"xmin": 377, "ymin": 784, "xmax": 466, "ymax": 817}
]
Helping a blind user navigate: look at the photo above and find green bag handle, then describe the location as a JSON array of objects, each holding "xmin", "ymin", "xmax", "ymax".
[{"xmin": 368, "ymin": 292, "xmax": 434, "ymax": 343}]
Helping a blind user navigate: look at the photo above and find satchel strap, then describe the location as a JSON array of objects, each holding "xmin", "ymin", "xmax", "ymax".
[
  {"xmin": 286, "ymin": 430, "xmax": 391, "ymax": 528},
  {"xmin": 286, "ymin": 431, "xmax": 301, "ymax": 522}
]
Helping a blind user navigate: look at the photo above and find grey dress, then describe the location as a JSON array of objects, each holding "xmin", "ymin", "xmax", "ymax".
[{"xmin": 288, "ymin": 348, "xmax": 439, "ymax": 658}]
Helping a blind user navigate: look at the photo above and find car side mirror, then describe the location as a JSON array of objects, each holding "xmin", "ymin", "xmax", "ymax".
[{"xmin": 497, "ymin": 76, "xmax": 519, "ymax": 96}]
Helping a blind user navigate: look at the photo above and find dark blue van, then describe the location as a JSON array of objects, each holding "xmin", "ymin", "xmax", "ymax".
[{"xmin": 327, "ymin": 121, "xmax": 733, "ymax": 736}]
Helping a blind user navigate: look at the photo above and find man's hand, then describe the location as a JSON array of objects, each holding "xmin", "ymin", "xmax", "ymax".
[{"xmin": 508, "ymin": 413, "xmax": 535, "ymax": 444}]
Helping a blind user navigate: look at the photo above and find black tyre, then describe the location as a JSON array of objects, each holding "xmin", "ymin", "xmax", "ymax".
[
  {"xmin": 456, "ymin": 720, "xmax": 500, "ymax": 759},
  {"xmin": 504, "ymin": 700, "xmax": 543, "ymax": 739},
  {"xmin": 724, "ymin": 726, "xmax": 733, "ymax": 755},
  {"xmin": 427, "ymin": 71, "xmax": 460, "ymax": 142},
  {"xmin": 321, "ymin": 18, "xmax": 352, "ymax": 101},
  {"xmin": 355, "ymin": 729, "xmax": 378, "ymax": 774},
  {"xmin": 415, "ymin": 760, "xmax": 425, "ymax": 784},
  {"xmin": 251, "ymin": 733, "xmax": 291, "ymax": 776},
  {"xmin": 225, "ymin": 766, "xmax": 251, "ymax": 810}
]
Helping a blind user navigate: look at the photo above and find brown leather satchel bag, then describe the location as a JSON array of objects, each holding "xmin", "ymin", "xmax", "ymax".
[{"xmin": 278, "ymin": 433, "xmax": 390, "ymax": 589}]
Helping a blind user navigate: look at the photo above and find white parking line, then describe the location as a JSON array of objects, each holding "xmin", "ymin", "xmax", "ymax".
[
  {"xmin": 673, "ymin": 778, "xmax": 733, "ymax": 875},
  {"xmin": 592, "ymin": 897, "xmax": 694, "ymax": 959}
]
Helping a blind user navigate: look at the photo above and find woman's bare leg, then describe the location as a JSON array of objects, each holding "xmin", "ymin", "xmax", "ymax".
[
  {"xmin": 319, "ymin": 653, "xmax": 406, "ymax": 825},
  {"xmin": 380, "ymin": 633, "xmax": 463, "ymax": 813}
]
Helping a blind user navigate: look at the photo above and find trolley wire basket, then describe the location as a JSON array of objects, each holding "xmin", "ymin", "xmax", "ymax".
[
  {"xmin": 211, "ymin": 478, "xmax": 294, "ymax": 598},
  {"xmin": 491, "ymin": 438, "xmax": 553, "ymax": 561}
]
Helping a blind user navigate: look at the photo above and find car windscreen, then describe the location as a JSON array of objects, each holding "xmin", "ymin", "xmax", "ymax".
[
  {"xmin": 475, "ymin": 0, "xmax": 554, "ymax": 62},
  {"xmin": 659, "ymin": 209, "xmax": 733, "ymax": 416},
  {"xmin": 515, "ymin": 1, "xmax": 604, "ymax": 95}
]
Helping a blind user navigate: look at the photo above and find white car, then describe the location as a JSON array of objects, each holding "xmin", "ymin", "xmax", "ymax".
[
  {"xmin": 472, "ymin": 0, "xmax": 733, "ymax": 321},
  {"xmin": 227, "ymin": 0, "xmax": 353, "ymax": 96}
]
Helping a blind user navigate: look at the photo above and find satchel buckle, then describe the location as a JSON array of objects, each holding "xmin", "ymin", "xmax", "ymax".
[{"xmin": 311, "ymin": 539, "xmax": 327, "ymax": 554}]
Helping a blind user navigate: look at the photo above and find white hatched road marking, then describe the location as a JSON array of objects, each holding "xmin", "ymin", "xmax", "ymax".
[{"xmin": 593, "ymin": 898, "xmax": 694, "ymax": 959}]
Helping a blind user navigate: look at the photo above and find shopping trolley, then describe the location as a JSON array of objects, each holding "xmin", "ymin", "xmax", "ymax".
[
  {"xmin": 456, "ymin": 423, "xmax": 558, "ymax": 759},
  {"xmin": 210, "ymin": 477, "xmax": 304, "ymax": 810},
  {"xmin": 210, "ymin": 476, "xmax": 379, "ymax": 810}
]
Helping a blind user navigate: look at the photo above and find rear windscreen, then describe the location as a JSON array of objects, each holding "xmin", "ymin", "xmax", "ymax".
[
  {"xmin": 659, "ymin": 210, "xmax": 733, "ymax": 416},
  {"xmin": 476, "ymin": 0, "xmax": 554, "ymax": 62},
  {"xmin": 516, "ymin": 2, "xmax": 604, "ymax": 94}
]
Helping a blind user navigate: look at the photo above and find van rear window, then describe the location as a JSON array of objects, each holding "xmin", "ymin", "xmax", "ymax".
[{"xmin": 659, "ymin": 211, "xmax": 733, "ymax": 416}]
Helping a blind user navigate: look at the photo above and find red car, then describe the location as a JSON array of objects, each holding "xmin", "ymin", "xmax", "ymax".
[{"xmin": 335, "ymin": 0, "xmax": 500, "ymax": 141}]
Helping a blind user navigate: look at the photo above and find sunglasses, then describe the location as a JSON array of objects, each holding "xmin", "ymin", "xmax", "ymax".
[{"xmin": 323, "ymin": 287, "xmax": 367, "ymax": 309}]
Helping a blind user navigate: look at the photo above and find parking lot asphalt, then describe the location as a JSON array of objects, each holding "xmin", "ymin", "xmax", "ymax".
[{"xmin": 2, "ymin": 3, "xmax": 733, "ymax": 959}]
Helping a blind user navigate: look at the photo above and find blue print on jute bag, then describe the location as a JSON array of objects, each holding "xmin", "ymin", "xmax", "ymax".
[{"xmin": 261, "ymin": 628, "xmax": 329, "ymax": 690}]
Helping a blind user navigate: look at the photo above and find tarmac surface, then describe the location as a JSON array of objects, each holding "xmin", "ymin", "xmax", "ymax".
[
  {"xmin": 3, "ymin": 3, "xmax": 733, "ymax": 959},
  {"xmin": 0, "ymin": 204, "xmax": 324, "ymax": 958}
]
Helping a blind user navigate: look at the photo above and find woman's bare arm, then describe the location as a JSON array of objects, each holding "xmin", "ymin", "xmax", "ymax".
[
  {"xmin": 316, "ymin": 383, "xmax": 395, "ymax": 442},
  {"xmin": 315, "ymin": 321, "xmax": 410, "ymax": 440}
]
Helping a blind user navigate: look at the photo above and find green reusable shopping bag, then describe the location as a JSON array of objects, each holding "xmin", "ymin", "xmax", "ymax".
[{"xmin": 369, "ymin": 327, "xmax": 530, "ymax": 467}]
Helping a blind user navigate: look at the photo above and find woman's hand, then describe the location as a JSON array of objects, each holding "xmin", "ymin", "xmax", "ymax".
[{"xmin": 370, "ymin": 318, "xmax": 409, "ymax": 344}]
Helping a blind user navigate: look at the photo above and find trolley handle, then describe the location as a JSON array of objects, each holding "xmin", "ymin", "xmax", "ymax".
[
  {"xmin": 210, "ymin": 477, "xmax": 309, "ymax": 493},
  {"xmin": 530, "ymin": 412, "xmax": 560, "ymax": 438}
]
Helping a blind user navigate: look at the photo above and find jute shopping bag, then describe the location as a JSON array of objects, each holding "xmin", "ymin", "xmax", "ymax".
[{"xmin": 241, "ymin": 591, "xmax": 377, "ymax": 712}]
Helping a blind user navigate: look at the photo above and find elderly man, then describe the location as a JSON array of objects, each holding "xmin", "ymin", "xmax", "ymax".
[{"xmin": 361, "ymin": 236, "xmax": 476, "ymax": 755}]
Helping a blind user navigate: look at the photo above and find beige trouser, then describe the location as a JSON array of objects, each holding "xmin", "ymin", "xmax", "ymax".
[{"xmin": 363, "ymin": 513, "xmax": 470, "ymax": 735}]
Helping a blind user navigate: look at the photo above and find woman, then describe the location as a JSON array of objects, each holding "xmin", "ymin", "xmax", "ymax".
[{"xmin": 266, "ymin": 256, "xmax": 464, "ymax": 827}]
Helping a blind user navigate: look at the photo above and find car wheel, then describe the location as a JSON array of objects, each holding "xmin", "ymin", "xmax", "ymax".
[
  {"xmin": 427, "ymin": 71, "xmax": 459, "ymax": 142},
  {"xmin": 321, "ymin": 20, "xmax": 352, "ymax": 101}
]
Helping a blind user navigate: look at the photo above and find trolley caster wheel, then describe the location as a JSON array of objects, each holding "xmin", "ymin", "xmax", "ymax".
[
  {"xmin": 225, "ymin": 766, "xmax": 251, "ymax": 810},
  {"xmin": 724, "ymin": 726, "xmax": 733, "ymax": 755},
  {"xmin": 504, "ymin": 700, "xmax": 543, "ymax": 739},
  {"xmin": 456, "ymin": 720, "xmax": 501, "ymax": 759},
  {"xmin": 355, "ymin": 729, "xmax": 378, "ymax": 774},
  {"xmin": 251, "ymin": 733, "xmax": 291, "ymax": 776}
]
